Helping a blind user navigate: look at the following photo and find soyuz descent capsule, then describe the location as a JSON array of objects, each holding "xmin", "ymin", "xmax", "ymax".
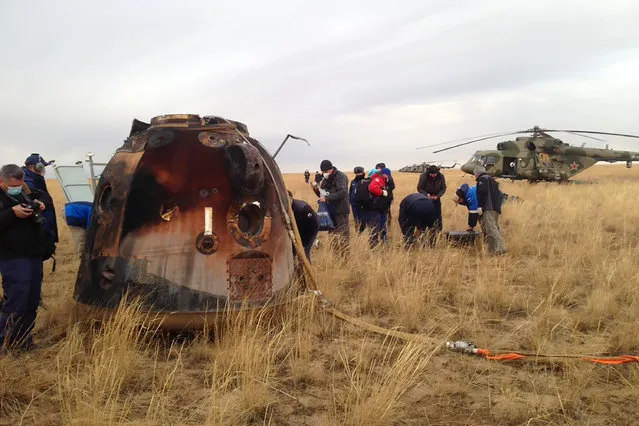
[{"xmin": 73, "ymin": 114, "xmax": 301, "ymax": 328}]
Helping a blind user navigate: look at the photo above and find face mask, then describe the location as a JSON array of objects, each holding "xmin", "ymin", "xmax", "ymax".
[
  {"xmin": 7, "ymin": 186, "xmax": 22, "ymax": 196},
  {"xmin": 323, "ymin": 172, "xmax": 330, "ymax": 179}
]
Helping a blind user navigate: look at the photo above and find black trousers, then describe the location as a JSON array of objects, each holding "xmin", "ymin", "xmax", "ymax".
[
  {"xmin": 359, "ymin": 209, "xmax": 383, "ymax": 248},
  {"xmin": 432, "ymin": 198, "xmax": 442, "ymax": 231},
  {"xmin": 399, "ymin": 200, "xmax": 436, "ymax": 249},
  {"xmin": 329, "ymin": 213, "xmax": 350, "ymax": 252},
  {"xmin": 0, "ymin": 257, "xmax": 43, "ymax": 349},
  {"xmin": 301, "ymin": 229, "xmax": 319, "ymax": 263}
]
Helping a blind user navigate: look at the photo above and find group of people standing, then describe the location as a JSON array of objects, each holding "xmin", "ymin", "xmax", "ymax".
[
  {"xmin": 296, "ymin": 160, "xmax": 506, "ymax": 256},
  {"xmin": 304, "ymin": 159, "xmax": 445, "ymax": 251}
]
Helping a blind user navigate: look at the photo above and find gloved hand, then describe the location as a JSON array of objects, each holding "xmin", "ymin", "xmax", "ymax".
[
  {"xmin": 477, "ymin": 207, "xmax": 483, "ymax": 216},
  {"xmin": 382, "ymin": 190, "xmax": 388, "ymax": 197},
  {"xmin": 320, "ymin": 189, "xmax": 329, "ymax": 197}
]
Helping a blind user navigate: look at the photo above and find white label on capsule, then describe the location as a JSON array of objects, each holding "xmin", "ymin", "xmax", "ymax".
[{"xmin": 204, "ymin": 207, "xmax": 213, "ymax": 236}]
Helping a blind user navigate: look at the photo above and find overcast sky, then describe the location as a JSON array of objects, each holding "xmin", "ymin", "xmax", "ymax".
[{"xmin": 1, "ymin": 0, "xmax": 638, "ymax": 173}]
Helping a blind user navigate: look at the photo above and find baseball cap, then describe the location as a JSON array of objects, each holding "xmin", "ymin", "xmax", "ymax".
[{"xmin": 25, "ymin": 153, "xmax": 53, "ymax": 166}]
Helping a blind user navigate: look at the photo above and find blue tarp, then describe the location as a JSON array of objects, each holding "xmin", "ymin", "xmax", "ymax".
[{"xmin": 64, "ymin": 201, "xmax": 93, "ymax": 229}]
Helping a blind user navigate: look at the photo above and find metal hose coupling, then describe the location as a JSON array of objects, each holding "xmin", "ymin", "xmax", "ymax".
[{"xmin": 445, "ymin": 340, "xmax": 479, "ymax": 355}]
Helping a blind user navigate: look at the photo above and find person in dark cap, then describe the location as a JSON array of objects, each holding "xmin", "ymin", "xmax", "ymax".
[
  {"xmin": 312, "ymin": 171, "xmax": 322, "ymax": 186},
  {"xmin": 312, "ymin": 160, "xmax": 350, "ymax": 251},
  {"xmin": 348, "ymin": 166, "xmax": 366, "ymax": 226},
  {"xmin": 23, "ymin": 154, "xmax": 53, "ymax": 193},
  {"xmin": 474, "ymin": 165, "xmax": 506, "ymax": 255},
  {"xmin": 22, "ymin": 154, "xmax": 58, "ymax": 244},
  {"xmin": 417, "ymin": 164, "xmax": 446, "ymax": 232}
]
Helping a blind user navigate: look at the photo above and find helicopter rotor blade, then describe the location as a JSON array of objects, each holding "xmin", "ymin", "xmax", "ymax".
[
  {"xmin": 562, "ymin": 131, "xmax": 606, "ymax": 142},
  {"xmin": 415, "ymin": 131, "xmax": 521, "ymax": 150},
  {"xmin": 431, "ymin": 131, "xmax": 530, "ymax": 154},
  {"xmin": 545, "ymin": 130, "xmax": 639, "ymax": 139}
]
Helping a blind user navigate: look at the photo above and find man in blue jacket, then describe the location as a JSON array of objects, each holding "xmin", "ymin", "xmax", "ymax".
[{"xmin": 454, "ymin": 183, "xmax": 480, "ymax": 231}]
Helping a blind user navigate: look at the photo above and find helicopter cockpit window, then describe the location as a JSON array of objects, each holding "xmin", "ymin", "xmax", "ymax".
[
  {"xmin": 483, "ymin": 156, "xmax": 497, "ymax": 166},
  {"xmin": 471, "ymin": 154, "xmax": 481, "ymax": 163}
]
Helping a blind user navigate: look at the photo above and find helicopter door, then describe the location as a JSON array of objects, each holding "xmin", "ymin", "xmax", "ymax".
[{"xmin": 502, "ymin": 157, "xmax": 517, "ymax": 176}]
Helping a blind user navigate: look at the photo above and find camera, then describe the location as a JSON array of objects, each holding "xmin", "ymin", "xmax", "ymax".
[{"xmin": 22, "ymin": 202, "xmax": 46, "ymax": 226}]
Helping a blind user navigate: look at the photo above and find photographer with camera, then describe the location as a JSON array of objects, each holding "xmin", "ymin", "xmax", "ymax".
[{"xmin": 0, "ymin": 164, "xmax": 52, "ymax": 352}]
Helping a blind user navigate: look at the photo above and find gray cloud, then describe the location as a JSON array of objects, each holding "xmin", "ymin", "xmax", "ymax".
[{"xmin": 1, "ymin": 0, "xmax": 638, "ymax": 172}]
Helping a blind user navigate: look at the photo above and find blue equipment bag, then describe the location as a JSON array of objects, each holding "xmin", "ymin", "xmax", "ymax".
[
  {"xmin": 317, "ymin": 200, "xmax": 335, "ymax": 231},
  {"xmin": 64, "ymin": 201, "xmax": 93, "ymax": 229}
]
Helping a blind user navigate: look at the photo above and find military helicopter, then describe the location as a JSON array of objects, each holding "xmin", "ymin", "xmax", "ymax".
[
  {"xmin": 417, "ymin": 126, "xmax": 639, "ymax": 182},
  {"xmin": 399, "ymin": 161, "xmax": 458, "ymax": 173},
  {"xmin": 71, "ymin": 114, "xmax": 312, "ymax": 329}
]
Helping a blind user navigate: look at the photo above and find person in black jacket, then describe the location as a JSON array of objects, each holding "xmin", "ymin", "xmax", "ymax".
[
  {"xmin": 0, "ymin": 164, "xmax": 48, "ymax": 351},
  {"xmin": 288, "ymin": 191, "xmax": 319, "ymax": 263},
  {"xmin": 22, "ymin": 154, "xmax": 58, "ymax": 244},
  {"xmin": 348, "ymin": 166, "xmax": 366, "ymax": 226},
  {"xmin": 473, "ymin": 165, "xmax": 506, "ymax": 254},
  {"xmin": 304, "ymin": 170, "xmax": 310, "ymax": 184},
  {"xmin": 417, "ymin": 165, "xmax": 446, "ymax": 232},
  {"xmin": 398, "ymin": 193, "xmax": 437, "ymax": 249},
  {"xmin": 380, "ymin": 166, "xmax": 395, "ymax": 242},
  {"xmin": 313, "ymin": 160, "xmax": 350, "ymax": 251}
]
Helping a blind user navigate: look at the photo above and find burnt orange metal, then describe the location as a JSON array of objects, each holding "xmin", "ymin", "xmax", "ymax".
[
  {"xmin": 74, "ymin": 114, "xmax": 298, "ymax": 324},
  {"xmin": 228, "ymin": 256, "xmax": 273, "ymax": 301},
  {"xmin": 226, "ymin": 200, "xmax": 272, "ymax": 248}
]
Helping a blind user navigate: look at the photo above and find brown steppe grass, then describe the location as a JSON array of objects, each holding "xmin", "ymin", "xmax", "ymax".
[{"xmin": 2, "ymin": 165, "xmax": 639, "ymax": 425}]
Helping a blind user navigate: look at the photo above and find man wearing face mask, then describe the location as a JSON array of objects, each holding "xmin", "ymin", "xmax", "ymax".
[
  {"xmin": 0, "ymin": 164, "xmax": 49, "ymax": 352},
  {"xmin": 22, "ymin": 154, "xmax": 58, "ymax": 244},
  {"xmin": 313, "ymin": 160, "xmax": 350, "ymax": 251}
]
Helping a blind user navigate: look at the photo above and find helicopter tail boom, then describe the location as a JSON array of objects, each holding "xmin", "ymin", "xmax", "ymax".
[{"xmin": 569, "ymin": 147, "xmax": 639, "ymax": 163}]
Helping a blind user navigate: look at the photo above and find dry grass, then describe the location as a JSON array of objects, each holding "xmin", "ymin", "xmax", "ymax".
[{"xmin": 1, "ymin": 165, "xmax": 639, "ymax": 425}]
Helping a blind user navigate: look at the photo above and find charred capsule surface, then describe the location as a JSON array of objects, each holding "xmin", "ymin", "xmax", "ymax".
[{"xmin": 74, "ymin": 114, "xmax": 296, "ymax": 327}]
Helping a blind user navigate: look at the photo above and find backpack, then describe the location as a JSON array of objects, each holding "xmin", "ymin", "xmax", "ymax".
[{"xmin": 352, "ymin": 178, "xmax": 372, "ymax": 207}]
